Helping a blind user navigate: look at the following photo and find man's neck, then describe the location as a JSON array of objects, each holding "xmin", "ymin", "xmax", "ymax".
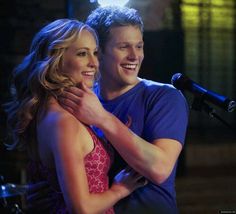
[{"xmin": 98, "ymin": 79, "xmax": 140, "ymax": 100}]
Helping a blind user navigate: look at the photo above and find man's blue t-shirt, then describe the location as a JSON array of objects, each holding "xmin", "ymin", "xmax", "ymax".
[{"xmin": 93, "ymin": 79, "xmax": 189, "ymax": 214}]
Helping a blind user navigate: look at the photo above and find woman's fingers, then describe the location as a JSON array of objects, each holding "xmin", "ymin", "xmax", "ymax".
[{"xmin": 125, "ymin": 167, "xmax": 148, "ymax": 186}]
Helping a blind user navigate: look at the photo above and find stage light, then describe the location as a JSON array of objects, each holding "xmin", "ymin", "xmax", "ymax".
[{"xmin": 90, "ymin": 0, "xmax": 129, "ymax": 7}]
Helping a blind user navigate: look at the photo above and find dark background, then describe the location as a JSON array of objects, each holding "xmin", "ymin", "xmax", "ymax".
[{"xmin": 0, "ymin": 0, "xmax": 236, "ymax": 213}]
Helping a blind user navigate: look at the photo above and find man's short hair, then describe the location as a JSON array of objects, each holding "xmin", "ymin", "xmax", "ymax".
[{"xmin": 86, "ymin": 6, "xmax": 143, "ymax": 51}]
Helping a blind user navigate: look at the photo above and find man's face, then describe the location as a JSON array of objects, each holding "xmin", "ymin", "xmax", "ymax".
[{"xmin": 99, "ymin": 25, "xmax": 144, "ymax": 90}]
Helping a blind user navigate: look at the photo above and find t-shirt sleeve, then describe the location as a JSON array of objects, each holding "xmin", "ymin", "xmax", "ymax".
[{"xmin": 143, "ymin": 86, "xmax": 189, "ymax": 145}]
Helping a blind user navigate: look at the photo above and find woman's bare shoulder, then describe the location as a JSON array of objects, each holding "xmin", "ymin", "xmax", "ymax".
[{"xmin": 41, "ymin": 102, "xmax": 83, "ymax": 129}]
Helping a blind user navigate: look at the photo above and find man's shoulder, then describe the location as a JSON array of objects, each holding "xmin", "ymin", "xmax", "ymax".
[
  {"xmin": 92, "ymin": 82, "xmax": 99, "ymax": 95},
  {"xmin": 140, "ymin": 78, "xmax": 177, "ymax": 94},
  {"xmin": 140, "ymin": 79, "xmax": 187, "ymax": 107}
]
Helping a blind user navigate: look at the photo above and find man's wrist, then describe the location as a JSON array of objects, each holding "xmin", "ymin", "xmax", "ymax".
[{"xmin": 95, "ymin": 111, "xmax": 114, "ymax": 130}]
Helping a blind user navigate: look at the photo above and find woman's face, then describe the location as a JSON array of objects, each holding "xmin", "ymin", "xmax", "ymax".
[{"xmin": 60, "ymin": 29, "xmax": 99, "ymax": 88}]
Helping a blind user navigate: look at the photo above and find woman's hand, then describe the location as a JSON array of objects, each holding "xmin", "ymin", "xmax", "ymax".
[{"xmin": 111, "ymin": 167, "xmax": 148, "ymax": 198}]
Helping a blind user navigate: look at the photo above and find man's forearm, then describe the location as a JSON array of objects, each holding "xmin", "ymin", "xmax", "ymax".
[{"xmin": 97, "ymin": 111, "xmax": 175, "ymax": 184}]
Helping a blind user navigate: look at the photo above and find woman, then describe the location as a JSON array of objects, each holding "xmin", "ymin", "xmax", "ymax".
[{"xmin": 5, "ymin": 19, "xmax": 145, "ymax": 213}]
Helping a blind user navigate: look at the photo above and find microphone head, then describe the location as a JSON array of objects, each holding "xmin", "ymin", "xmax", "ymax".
[
  {"xmin": 171, "ymin": 73, "xmax": 182, "ymax": 85},
  {"xmin": 171, "ymin": 73, "xmax": 190, "ymax": 90}
]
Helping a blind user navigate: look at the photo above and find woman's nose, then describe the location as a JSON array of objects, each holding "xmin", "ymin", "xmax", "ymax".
[{"xmin": 88, "ymin": 55, "xmax": 99, "ymax": 68}]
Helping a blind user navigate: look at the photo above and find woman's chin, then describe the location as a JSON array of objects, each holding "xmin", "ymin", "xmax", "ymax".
[{"xmin": 83, "ymin": 80, "xmax": 94, "ymax": 89}]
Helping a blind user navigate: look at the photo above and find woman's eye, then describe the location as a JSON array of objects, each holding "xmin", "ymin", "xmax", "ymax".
[{"xmin": 77, "ymin": 51, "xmax": 87, "ymax": 56}]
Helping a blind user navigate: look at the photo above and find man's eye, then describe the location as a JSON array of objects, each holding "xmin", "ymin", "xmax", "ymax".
[
  {"xmin": 137, "ymin": 45, "xmax": 143, "ymax": 49},
  {"xmin": 119, "ymin": 46, "xmax": 128, "ymax": 49}
]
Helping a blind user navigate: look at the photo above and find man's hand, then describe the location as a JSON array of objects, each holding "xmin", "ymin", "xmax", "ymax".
[{"xmin": 59, "ymin": 82, "xmax": 108, "ymax": 126}]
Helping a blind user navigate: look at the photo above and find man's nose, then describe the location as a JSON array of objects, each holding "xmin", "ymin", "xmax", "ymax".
[{"xmin": 127, "ymin": 47, "xmax": 139, "ymax": 60}]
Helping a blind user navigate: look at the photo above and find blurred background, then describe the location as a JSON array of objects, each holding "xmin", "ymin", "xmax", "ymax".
[{"xmin": 0, "ymin": 0, "xmax": 236, "ymax": 213}]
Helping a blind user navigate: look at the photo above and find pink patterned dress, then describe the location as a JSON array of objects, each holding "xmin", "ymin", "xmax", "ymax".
[{"xmin": 28, "ymin": 126, "xmax": 114, "ymax": 214}]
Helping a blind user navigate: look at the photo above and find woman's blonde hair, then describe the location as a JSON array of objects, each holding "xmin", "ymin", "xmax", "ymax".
[{"xmin": 4, "ymin": 19, "xmax": 98, "ymax": 150}]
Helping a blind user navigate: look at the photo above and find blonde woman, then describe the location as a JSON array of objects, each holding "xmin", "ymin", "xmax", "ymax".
[{"xmin": 5, "ymin": 19, "xmax": 146, "ymax": 213}]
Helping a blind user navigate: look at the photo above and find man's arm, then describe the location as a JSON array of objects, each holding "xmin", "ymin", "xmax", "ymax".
[
  {"xmin": 59, "ymin": 83, "xmax": 185, "ymax": 185},
  {"xmin": 95, "ymin": 111, "xmax": 182, "ymax": 184}
]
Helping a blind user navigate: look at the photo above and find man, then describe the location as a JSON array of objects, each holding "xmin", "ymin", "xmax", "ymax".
[{"xmin": 60, "ymin": 6, "xmax": 189, "ymax": 214}]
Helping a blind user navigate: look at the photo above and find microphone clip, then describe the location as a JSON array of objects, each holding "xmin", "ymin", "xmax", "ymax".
[
  {"xmin": 191, "ymin": 94, "xmax": 215, "ymax": 117},
  {"xmin": 191, "ymin": 94, "xmax": 232, "ymax": 129}
]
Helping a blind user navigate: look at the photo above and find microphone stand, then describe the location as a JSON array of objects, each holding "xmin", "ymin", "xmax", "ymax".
[
  {"xmin": 0, "ymin": 175, "xmax": 8, "ymax": 209},
  {"xmin": 191, "ymin": 95, "xmax": 233, "ymax": 129},
  {"xmin": 0, "ymin": 175, "xmax": 24, "ymax": 214}
]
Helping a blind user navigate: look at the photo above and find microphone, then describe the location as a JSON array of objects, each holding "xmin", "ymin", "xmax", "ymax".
[{"xmin": 171, "ymin": 73, "xmax": 236, "ymax": 112}]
